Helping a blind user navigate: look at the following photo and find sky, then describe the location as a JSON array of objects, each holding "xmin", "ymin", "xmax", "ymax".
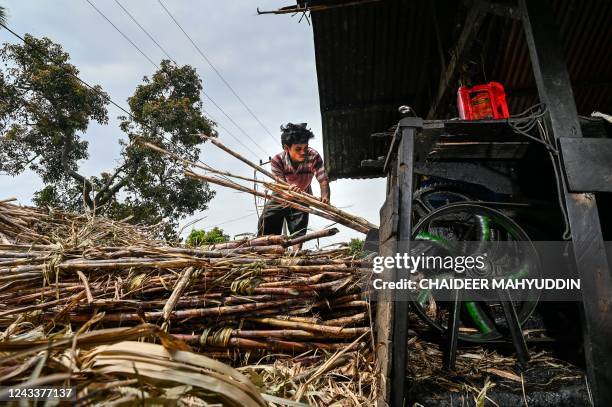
[{"xmin": 0, "ymin": 0, "xmax": 385, "ymax": 245}]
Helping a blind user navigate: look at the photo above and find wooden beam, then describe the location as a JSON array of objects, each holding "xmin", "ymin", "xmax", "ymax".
[
  {"xmin": 375, "ymin": 194, "xmax": 398, "ymax": 407},
  {"xmin": 390, "ymin": 118, "xmax": 421, "ymax": 407},
  {"xmin": 323, "ymin": 101, "xmax": 416, "ymax": 117},
  {"xmin": 426, "ymin": 5, "xmax": 487, "ymax": 119},
  {"xmin": 476, "ymin": 0, "xmax": 521, "ymax": 20},
  {"xmin": 520, "ymin": 1, "xmax": 612, "ymax": 405}
]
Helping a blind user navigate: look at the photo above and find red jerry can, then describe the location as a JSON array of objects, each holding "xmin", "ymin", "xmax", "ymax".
[{"xmin": 457, "ymin": 81, "xmax": 510, "ymax": 120}]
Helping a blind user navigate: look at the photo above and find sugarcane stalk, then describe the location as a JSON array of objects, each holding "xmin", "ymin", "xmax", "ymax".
[
  {"xmin": 196, "ymin": 135, "xmax": 376, "ymax": 231},
  {"xmin": 66, "ymin": 299, "xmax": 302, "ymax": 323},
  {"xmin": 284, "ymin": 228, "xmax": 339, "ymax": 247},
  {"xmin": 322, "ymin": 312, "xmax": 367, "ymax": 327},
  {"xmin": 265, "ymin": 182, "xmax": 376, "ymax": 230},
  {"xmin": 185, "ymin": 170, "xmax": 370, "ymax": 233},
  {"xmin": 161, "ymin": 266, "xmax": 195, "ymax": 327},
  {"xmin": 232, "ymin": 329, "xmax": 317, "ymax": 339},
  {"xmin": 177, "ymin": 335, "xmax": 359, "ymax": 351},
  {"xmin": 199, "ymin": 134, "xmax": 287, "ymax": 185},
  {"xmin": 248, "ymin": 317, "xmax": 369, "ymax": 337}
]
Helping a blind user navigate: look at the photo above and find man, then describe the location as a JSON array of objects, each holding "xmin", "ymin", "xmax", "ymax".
[{"xmin": 257, "ymin": 123, "xmax": 330, "ymax": 238}]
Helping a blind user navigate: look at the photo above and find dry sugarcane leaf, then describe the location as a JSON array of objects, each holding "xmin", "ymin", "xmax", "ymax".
[
  {"xmin": 261, "ymin": 393, "xmax": 310, "ymax": 407},
  {"xmin": 482, "ymin": 368, "xmax": 521, "ymax": 382},
  {"xmin": 0, "ymin": 352, "xmax": 42, "ymax": 382},
  {"xmin": 84, "ymin": 341, "xmax": 266, "ymax": 405},
  {"xmin": 92, "ymin": 363, "xmax": 263, "ymax": 407}
]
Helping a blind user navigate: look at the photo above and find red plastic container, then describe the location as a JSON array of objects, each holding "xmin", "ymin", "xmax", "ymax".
[{"xmin": 457, "ymin": 82, "xmax": 509, "ymax": 120}]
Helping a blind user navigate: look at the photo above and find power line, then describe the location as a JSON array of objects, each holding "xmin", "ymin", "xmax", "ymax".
[
  {"xmin": 85, "ymin": 0, "xmax": 267, "ymax": 157},
  {"xmin": 156, "ymin": 0, "xmax": 278, "ymax": 145},
  {"xmin": 1, "ymin": 21, "xmax": 263, "ymax": 236},
  {"xmin": 107, "ymin": 0, "xmax": 269, "ymax": 158},
  {"xmin": 199, "ymin": 211, "xmax": 257, "ymax": 230},
  {"xmin": 201, "ymin": 107, "xmax": 260, "ymax": 158},
  {"xmin": 84, "ymin": 0, "xmax": 157, "ymax": 69},
  {"xmin": 0, "ymin": 23, "xmax": 135, "ymax": 128},
  {"xmin": 201, "ymin": 90, "xmax": 268, "ymax": 156},
  {"xmin": 112, "ymin": 0, "xmax": 174, "ymax": 62}
]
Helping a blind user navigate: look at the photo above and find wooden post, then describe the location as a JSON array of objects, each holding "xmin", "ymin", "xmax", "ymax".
[
  {"xmin": 376, "ymin": 118, "xmax": 421, "ymax": 406},
  {"xmin": 520, "ymin": 1, "xmax": 612, "ymax": 404}
]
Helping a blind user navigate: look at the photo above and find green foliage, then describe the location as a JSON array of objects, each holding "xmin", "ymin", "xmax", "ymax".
[
  {"xmin": 0, "ymin": 6, "xmax": 7, "ymax": 25},
  {"xmin": 113, "ymin": 59, "xmax": 217, "ymax": 239},
  {"xmin": 186, "ymin": 227, "xmax": 229, "ymax": 247},
  {"xmin": 0, "ymin": 35, "xmax": 108, "ymax": 184},
  {"xmin": 0, "ymin": 35, "xmax": 216, "ymax": 240},
  {"xmin": 348, "ymin": 238, "xmax": 364, "ymax": 257}
]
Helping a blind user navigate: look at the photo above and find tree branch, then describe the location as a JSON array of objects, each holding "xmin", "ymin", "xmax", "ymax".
[
  {"xmin": 61, "ymin": 138, "xmax": 94, "ymax": 209},
  {"xmin": 95, "ymin": 176, "xmax": 130, "ymax": 207},
  {"xmin": 93, "ymin": 163, "xmax": 128, "ymax": 205}
]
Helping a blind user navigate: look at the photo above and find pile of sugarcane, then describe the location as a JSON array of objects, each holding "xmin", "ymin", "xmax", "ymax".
[
  {"xmin": 140, "ymin": 136, "xmax": 378, "ymax": 234},
  {"xmin": 0, "ymin": 197, "xmax": 160, "ymax": 246},
  {"xmin": 0, "ymin": 325, "xmax": 273, "ymax": 406},
  {"xmin": 0, "ymin": 200, "xmax": 372, "ymax": 361}
]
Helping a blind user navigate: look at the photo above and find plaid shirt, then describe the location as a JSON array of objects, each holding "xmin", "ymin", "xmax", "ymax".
[{"xmin": 270, "ymin": 147, "xmax": 328, "ymax": 192}]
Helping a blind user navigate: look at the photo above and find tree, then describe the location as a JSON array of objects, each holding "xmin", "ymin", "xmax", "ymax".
[
  {"xmin": 0, "ymin": 35, "xmax": 216, "ymax": 239},
  {"xmin": 0, "ymin": 35, "xmax": 109, "ymax": 190},
  {"xmin": 186, "ymin": 227, "xmax": 229, "ymax": 247},
  {"xmin": 348, "ymin": 238, "xmax": 365, "ymax": 257},
  {"xmin": 0, "ymin": 6, "xmax": 7, "ymax": 26},
  {"xmin": 108, "ymin": 59, "xmax": 217, "ymax": 239}
]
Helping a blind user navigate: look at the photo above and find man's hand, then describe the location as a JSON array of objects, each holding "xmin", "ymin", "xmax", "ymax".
[
  {"xmin": 279, "ymin": 184, "xmax": 300, "ymax": 200},
  {"xmin": 320, "ymin": 196, "xmax": 330, "ymax": 204}
]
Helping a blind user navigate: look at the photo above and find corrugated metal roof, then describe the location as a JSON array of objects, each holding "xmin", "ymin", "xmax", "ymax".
[{"xmin": 307, "ymin": 0, "xmax": 612, "ymax": 180}]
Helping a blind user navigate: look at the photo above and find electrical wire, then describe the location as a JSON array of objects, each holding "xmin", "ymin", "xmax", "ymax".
[
  {"xmin": 509, "ymin": 102, "xmax": 571, "ymax": 240},
  {"xmin": 537, "ymin": 120, "xmax": 572, "ymax": 240},
  {"xmin": 508, "ymin": 104, "xmax": 558, "ymax": 152},
  {"xmin": 1, "ymin": 23, "xmax": 135, "ymax": 130},
  {"xmin": 84, "ymin": 0, "xmax": 157, "ymax": 68},
  {"xmin": 156, "ymin": 0, "xmax": 278, "ymax": 145},
  {"xmin": 200, "ymin": 107, "xmax": 260, "ymax": 158},
  {"xmin": 201, "ymin": 91, "xmax": 269, "ymax": 157},
  {"xmin": 199, "ymin": 211, "xmax": 257, "ymax": 230},
  {"xmin": 110, "ymin": 0, "xmax": 269, "ymax": 158},
  {"xmin": 112, "ymin": 0, "xmax": 174, "ymax": 62}
]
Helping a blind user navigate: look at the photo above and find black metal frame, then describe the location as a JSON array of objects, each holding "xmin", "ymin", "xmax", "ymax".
[{"xmin": 382, "ymin": 117, "xmax": 537, "ymax": 406}]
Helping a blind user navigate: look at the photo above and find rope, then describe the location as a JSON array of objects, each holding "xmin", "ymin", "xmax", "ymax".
[
  {"xmin": 230, "ymin": 276, "xmax": 262, "ymax": 295},
  {"xmin": 199, "ymin": 327, "xmax": 233, "ymax": 347}
]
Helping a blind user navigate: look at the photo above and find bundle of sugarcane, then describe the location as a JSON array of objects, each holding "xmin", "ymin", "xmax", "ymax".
[
  {"xmin": 139, "ymin": 137, "xmax": 378, "ymax": 234},
  {"xmin": 0, "ymin": 198, "xmax": 158, "ymax": 246},
  {"xmin": 0, "ymin": 243, "xmax": 371, "ymax": 353},
  {"xmin": 0, "ymin": 323, "xmax": 375, "ymax": 406},
  {"xmin": 0, "ymin": 324, "xmax": 275, "ymax": 406},
  {"xmin": 0, "ymin": 202, "xmax": 376, "ymax": 405},
  {"xmin": 0, "ymin": 204, "xmax": 372, "ymax": 359}
]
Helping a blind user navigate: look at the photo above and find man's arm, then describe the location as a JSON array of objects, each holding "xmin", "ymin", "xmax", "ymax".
[
  {"xmin": 320, "ymin": 180, "xmax": 330, "ymax": 204},
  {"xmin": 312, "ymin": 150, "xmax": 330, "ymax": 204}
]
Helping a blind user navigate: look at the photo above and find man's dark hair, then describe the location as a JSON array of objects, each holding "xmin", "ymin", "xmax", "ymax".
[{"xmin": 281, "ymin": 123, "xmax": 314, "ymax": 147}]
